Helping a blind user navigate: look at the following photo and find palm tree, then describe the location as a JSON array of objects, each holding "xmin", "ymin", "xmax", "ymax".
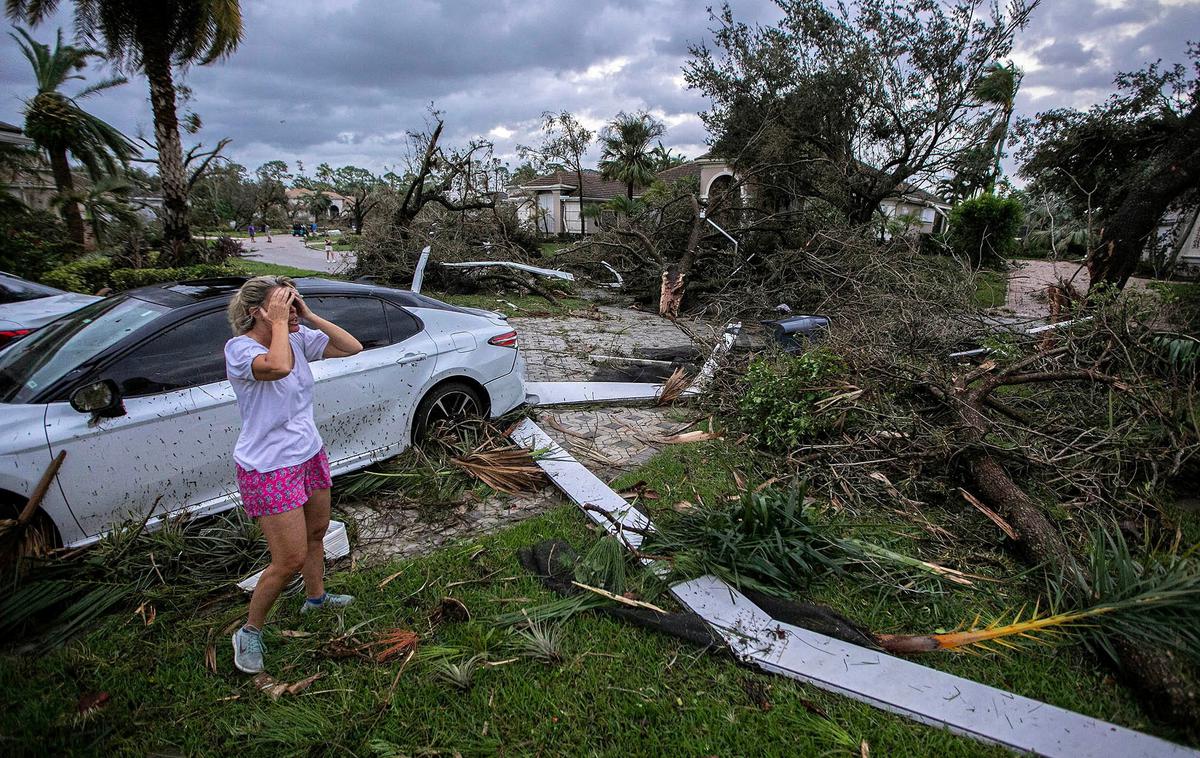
[
  {"xmin": 972, "ymin": 61, "xmax": 1022, "ymax": 194},
  {"xmin": 11, "ymin": 27, "xmax": 134, "ymax": 247},
  {"xmin": 8, "ymin": 0, "xmax": 244, "ymax": 253},
  {"xmin": 598, "ymin": 112, "xmax": 666, "ymax": 200},
  {"xmin": 77, "ymin": 175, "xmax": 138, "ymax": 247},
  {"xmin": 650, "ymin": 142, "xmax": 686, "ymax": 171}
]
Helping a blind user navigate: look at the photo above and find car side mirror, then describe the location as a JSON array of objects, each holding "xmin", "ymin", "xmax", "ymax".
[{"xmin": 69, "ymin": 379, "xmax": 125, "ymax": 418}]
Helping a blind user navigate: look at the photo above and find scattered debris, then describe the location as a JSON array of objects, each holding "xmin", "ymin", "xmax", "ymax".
[
  {"xmin": 368, "ymin": 629, "xmax": 421, "ymax": 664},
  {"xmin": 253, "ymin": 671, "xmax": 324, "ymax": 700},
  {"xmin": 75, "ymin": 691, "xmax": 110, "ymax": 719},
  {"xmin": 440, "ymin": 261, "xmax": 575, "ymax": 281},
  {"xmin": 238, "ymin": 521, "xmax": 349, "ymax": 592},
  {"xmin": 410, "ymin": 245, "xmax": 432, "ymax": 293},
  {"xmin": 429, "ymin": 597, "xmax": 471, "ymax": 625},
  {"xmin": 510, "ymin": 419, "xmax": 1196, "ymax": 757}
]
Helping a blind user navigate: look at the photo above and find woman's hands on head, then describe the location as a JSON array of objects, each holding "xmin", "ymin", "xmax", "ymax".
[
  {"xmin": 292, "ymin": 291, "xmax": 313, "ymax": 319},
  {"xmin": 257, "ymin": 287, "xmax": 295, "ymax": 327}
]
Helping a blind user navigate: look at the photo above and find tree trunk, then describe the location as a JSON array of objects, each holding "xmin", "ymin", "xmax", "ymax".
[
  {"xmin": 1088, "ymin": 104, "xmax": 1200, "ymax": 290},
  {"xmin": 142, "ymin": 43, "xmax": 192, "ymax": 258},
  {"xmin": 658, "ymin": 196, "xmax": 705, "ymax": 318},
  {"xmin": 575, "ymin": 166, "xmax": 586, "ymax": 234},
  {"xmin": 946, "ymin": 378, "xmax": 1200, "ymax": 728},
  {"xmin": 48, "ymin": 147, "xmax": 86, "ymax": 248}
]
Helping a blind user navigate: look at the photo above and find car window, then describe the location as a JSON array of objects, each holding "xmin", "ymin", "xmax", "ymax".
[
  {"xmin": 383, "ymin": 302, "xmax": 420, "ymax": 344},
  {"xmin": 306, "ymin": 296, "xmax": 389, "ymax": 349},
  {"xmin": 0, "ymin": 296, "xmax": 170, "ymax": 404},
  {"xmin": 0, "ymin": 274, "xmax": 63, "ymax": 304},
  {"xmin": 102, "ymin": 311, "xmax": 230, "ymax": 396}
]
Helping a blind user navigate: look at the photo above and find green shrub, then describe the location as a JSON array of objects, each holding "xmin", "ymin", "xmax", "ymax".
[
  {"xmin": 947, "ymin": 193, "xmax": 1024, "ymax": 266},
  {"xmin": 109, "ymin": 264, "xmax": 239, "ymax": 291},
  {"xmin": 40, "ymin": 255, "xmax": 113, "ymax": 293},
  {"xmin": 736, "ymin": 348, "xmax": 850, "ymax": 451},
  {"xmin": 644, "ymin": 484, "xmax": 844, "ymax": 594},
  {"xmin": 0, "ymin": 208, "xmax": 82, "ymax": 280}
]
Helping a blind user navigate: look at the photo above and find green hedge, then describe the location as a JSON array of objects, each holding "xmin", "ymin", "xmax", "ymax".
[
  {"xmin": 40, "ymin": 256, "xmax": 241, "ymax": 293},
  {"xmin": 40, "ymin": 256, "xmax": 114, "ymax": 293},
  {"xmin": 108, "ymin": 264, "xmax": 239, "ymax": 291}
]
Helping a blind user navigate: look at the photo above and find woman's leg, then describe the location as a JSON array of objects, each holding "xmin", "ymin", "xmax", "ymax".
[
  {"xmin": 247, "ymin": 508, "xmax": 309, "ymax": 629},
  {"xmin": 300, "ymin": 488, "xmax": 332, "ymax": 599}
]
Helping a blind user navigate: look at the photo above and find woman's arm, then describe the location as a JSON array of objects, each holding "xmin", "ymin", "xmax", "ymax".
[
  {"xmin": 295, "ymin": 296, "xmax": 363, "ymax": 358},
  {"xmin": 251, "ymin": 288, "xmax": 296, "ymax": 380}
]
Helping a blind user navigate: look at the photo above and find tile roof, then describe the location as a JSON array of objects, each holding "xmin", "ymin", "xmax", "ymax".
[{"xmin": 521, "ymin": 169, "xmax": 628, "ymax": 200}]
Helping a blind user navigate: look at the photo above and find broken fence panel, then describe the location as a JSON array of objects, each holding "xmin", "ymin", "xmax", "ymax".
[
  {"xmin": 441, "ymin": 261, "xmax": 575, "ymax": 281},
  {"xmin": 670, "ymin": 576, "xmax": 1195, "ymax": 758},
  {"xmin": 237, "ymin": 520, "xmax": 350, "ymax": 593}
]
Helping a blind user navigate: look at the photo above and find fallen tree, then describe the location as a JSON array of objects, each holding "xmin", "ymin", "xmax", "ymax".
[{"xmin": 698, "ymin": 229, "xmax": 1200, "ymax": 727}]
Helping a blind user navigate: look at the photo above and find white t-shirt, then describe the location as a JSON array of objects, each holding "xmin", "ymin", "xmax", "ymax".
[{"xmin": 224, "ymin": 325, "xmax": 330, "ymax": 473}]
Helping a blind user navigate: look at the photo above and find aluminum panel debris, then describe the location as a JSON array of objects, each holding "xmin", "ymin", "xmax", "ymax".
[
  {"xmin": 671, "ymin": 575, "xmax": 1196, "ymax": 758},
  {"xmin": 410, "ymin": 245, "xmax": 431, "ymax": 293},
  {"xmin": 524, "ymin": 381, "xmax": 664, "ymax": 406},
  {"xmin": 684, "ymin": 322, "xmax": 740, "ymax": 396},
  {"xmin": 441, "ymin": 261, "xmax": 576, "ymax": 281},
  {"xmin": 237, "ymin": 520, "xmax": 350, "ymax": 592},
  {"xmin": 510, "ymin": 418, "xmax": 652, "ymax": 548}
]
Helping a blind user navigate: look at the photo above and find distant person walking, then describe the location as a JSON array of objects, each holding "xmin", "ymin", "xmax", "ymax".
[
  {"xmin": 324, "ymin": 236, "xmax": 334, "ymax": 264},
  {"xmin": 264, "ymin": 224, "xmax": 272, "ymax": 243},
  {"xmin": 247, "ymin": 224, "xmax": 256, "ymax": 242},
  {"xmin": 225, "ymin": 276, "xmax": 363, "ymax": 674}
]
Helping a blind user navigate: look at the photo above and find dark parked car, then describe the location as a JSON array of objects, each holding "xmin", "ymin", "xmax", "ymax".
[{"xmin": 0, "ymin": 271, "xmax": 101, "ymax": 349}]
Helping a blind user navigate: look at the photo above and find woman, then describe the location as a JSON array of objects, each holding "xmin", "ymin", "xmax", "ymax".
[{"xmin": 224, "ymin": 276, "xmax": 363, "ymax": 674}]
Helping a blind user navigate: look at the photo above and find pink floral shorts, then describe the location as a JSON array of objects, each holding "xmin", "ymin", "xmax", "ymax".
[{"xmin": 236, "ymin": 448, "xmax": 331, "ymax": 518}]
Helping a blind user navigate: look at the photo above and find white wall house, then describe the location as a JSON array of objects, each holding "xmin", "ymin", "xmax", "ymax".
[{"xmin": 511, "ymin": 156, "xmax": 950, "ymax": 238}]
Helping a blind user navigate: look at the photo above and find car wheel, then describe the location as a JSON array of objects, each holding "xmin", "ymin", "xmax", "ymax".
[{"xmin": 412, "ymin": 381, "xmax": 484, "ymax": 444}]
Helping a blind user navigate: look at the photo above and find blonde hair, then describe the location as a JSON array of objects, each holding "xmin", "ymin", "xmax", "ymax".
[{"xmin": 227, "ymin": 275, "xmax": 296, "ymax": 334}]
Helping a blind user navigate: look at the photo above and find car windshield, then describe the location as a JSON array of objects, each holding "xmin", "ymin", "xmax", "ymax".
[
  {"xmin": 0, "ymin": 296, "xmax": 170, "ymax": 404},
  {"xmin": 0, "ymin": 274, "xmax": 64, "ymax": 304}
]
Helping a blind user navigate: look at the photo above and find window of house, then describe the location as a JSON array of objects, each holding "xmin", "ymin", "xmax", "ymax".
[{"xmin": 102, "ymin": 310, "xmax": 230, "ymax": 396}]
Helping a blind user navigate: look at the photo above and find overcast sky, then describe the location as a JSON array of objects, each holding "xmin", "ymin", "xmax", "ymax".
[{"xmin": 2, "ymin": 0, "xmax": 1197, "ymax": 180}]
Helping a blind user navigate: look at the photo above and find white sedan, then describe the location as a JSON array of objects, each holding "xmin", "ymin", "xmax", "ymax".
[{"xmin": 0, "ymin": 276, "xmax": 526, "ymax": 547}]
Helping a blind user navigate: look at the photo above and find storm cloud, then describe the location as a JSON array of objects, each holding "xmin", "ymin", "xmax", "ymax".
[{"xmin": 1, "ymin": 0, "xmax": 1196, "ymax": 177}]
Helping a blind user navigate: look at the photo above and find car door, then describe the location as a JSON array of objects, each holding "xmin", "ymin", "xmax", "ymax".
[
  {"xmin": 43, "ymin": 309, "xmax": 241, "ymax": 537},
  {"xmin": 305, "ymin": 295, "xmax": 436, "ymax": 470}
]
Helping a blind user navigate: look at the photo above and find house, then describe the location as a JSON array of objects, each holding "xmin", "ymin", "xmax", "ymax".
[
  {"xmin": 879, "ymin": 183, "xmax": 952, "ymax": 236},
  {"xmin": 512, "ymin": 155, "xmax": 949, "ymax": 236},
  {"xmin": 1, "ymin": 120, "xmax": 57, "ymax": 212},
  {"xmin": 1149, "ymin": 206, "xmax": 1200, "ymax": 275},
  {"xmin": 285, "ymin": 188, "xmax": 351, "ymax": 223}
]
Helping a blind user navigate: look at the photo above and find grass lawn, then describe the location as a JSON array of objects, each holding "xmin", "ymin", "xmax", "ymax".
[
  {"xmin": 1, "ymin": 436, "xmax": 1187, "ymax": 756},
  {"xmin": 973, "ymin": 269, "xmax": 1009, "ymax": 308},
  {"xmin": 230, "ymin": 260, "xmax": 327, "ymax": 279}
]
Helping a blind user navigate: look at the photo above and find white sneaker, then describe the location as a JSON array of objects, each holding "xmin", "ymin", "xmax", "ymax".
[
  {"xmin": 300, "ymin": 592, "xmax": 354, "ymax": 614},
  {"xmin": 232, "ymin": 626, "xmax": 265, "ymax": 674}
]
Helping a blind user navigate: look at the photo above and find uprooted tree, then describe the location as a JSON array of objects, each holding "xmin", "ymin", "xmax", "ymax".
[
  {"xmin": 1016, "ymin": 41, "xmax": 1200, "ymax": 290},
  {"xmin": 355, "ymin": 115, "xmax": 548, "ymax": 292},
  {"xmin": 685, "ymin": 0, "xmax": 1037, "ymax": 225},
  {"xmin": 701, "ymin": 233, "xmax": 1200, "ymax": 725}
]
